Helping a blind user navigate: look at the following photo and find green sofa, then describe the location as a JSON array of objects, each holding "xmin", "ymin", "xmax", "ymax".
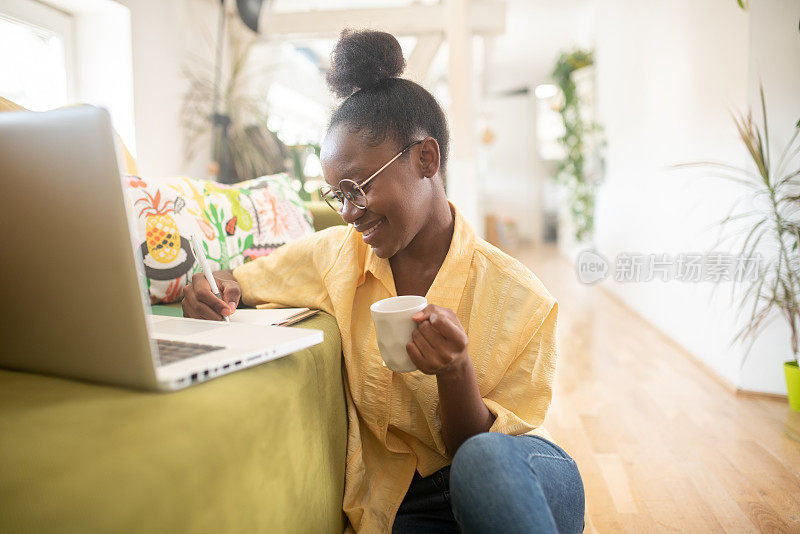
[{"xmin": 0, "ymin": 204, "xmax": 350, "ymax": 533}]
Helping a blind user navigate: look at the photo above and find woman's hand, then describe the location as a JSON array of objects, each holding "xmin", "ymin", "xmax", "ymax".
[
  {"xmin": 406, "ymin": 304, "xmax": 470, "ymax": 376},
  {"xmin": 181, "ymin": 270, "xmax": 241, "ymax": 320}
]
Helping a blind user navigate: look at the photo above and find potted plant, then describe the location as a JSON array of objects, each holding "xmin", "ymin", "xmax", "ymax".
[
  {"xmin": 551, "ymin": 49, "xmax": 605, "ymax": 248},
  {"xmin": 180, "ymin": 11, "xmax": 288, "ymax": 184},
  {"xmin": 679, "ymin": 87, "xmax": 800, "ymax": 409}
]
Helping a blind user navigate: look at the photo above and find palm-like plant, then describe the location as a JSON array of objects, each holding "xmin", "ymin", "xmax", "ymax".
[
  {"xmin": 180, "ymin": 13, "xmax": 287, "ymax": 183},
  {"xmin": 679, "ymin": 86, "xmax": 800, "ymax": 369}
]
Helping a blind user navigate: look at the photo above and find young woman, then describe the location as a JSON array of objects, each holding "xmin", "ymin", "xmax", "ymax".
[{"xmin": 183, "ymin": 30, "xmax": 585, "ymax": 534}]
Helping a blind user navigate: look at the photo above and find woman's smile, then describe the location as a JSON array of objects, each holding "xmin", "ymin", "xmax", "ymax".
[{"xmin": 359, "ymin": 217, "xmax": 385, "ymax": 244}]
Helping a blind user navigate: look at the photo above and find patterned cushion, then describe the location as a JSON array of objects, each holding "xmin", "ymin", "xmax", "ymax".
[{"xmin": 123, "ymin": 174, "xmax": 314, "ymax": 303}]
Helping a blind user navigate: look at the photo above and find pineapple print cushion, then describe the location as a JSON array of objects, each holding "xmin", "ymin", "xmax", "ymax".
[{"xmin": 124, "ymin": 174, "xmax": 314, "ymax": 303}]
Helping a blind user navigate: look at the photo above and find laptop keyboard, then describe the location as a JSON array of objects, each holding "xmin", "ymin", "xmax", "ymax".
[{"xmin": 156, "ymin": 339, "xmax": 224, "ymax": 365}]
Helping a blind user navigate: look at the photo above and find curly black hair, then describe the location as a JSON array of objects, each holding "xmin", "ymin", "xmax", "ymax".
[{"xmin": 326, "ymin": 29, "xmax": 450, "ymax": 177}]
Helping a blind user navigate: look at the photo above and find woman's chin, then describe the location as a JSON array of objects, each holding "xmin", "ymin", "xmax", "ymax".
[
  {"xmin": 370, "ymin": 240, "xmax": 397, "ymax": 259},
  {"xmin": 371, "ymin": 244, "xmax": 390, "ymax": 258}
]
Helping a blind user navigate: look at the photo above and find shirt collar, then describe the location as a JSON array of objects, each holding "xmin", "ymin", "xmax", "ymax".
[{"xmin": 360, "ymin": 201, "xmax": 475, "ymax": 311}]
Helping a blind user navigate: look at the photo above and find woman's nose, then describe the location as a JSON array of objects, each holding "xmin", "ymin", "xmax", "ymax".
[{"xmin": 340, "ymin": 199, "xmax": 363, "ymax": 224}]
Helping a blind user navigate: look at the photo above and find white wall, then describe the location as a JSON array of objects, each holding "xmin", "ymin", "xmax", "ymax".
[
  {"xmin": 590, "ymin": 0, "xmax": 800, "ymax": 394},
  {"xmin": 115, "ymin": 0, "xmax": 218, "ymax": 179},
  {"xmin": 748, "ymin": 0, "xmax": 800, "ymax": 158},
  {"xmin": 72, "ymin": 5, "xmax": 136, "ymax": 156}
]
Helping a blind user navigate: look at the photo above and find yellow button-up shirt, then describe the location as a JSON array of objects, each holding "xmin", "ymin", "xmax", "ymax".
[{"xmin": 233, "ymin": 201, "xmax": 558, "ymax": 533}]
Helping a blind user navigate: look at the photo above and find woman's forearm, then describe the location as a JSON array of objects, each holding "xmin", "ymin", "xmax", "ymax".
[{"xmin": 436, "ymin": 355, "xmax": 496, "ymax": 457}]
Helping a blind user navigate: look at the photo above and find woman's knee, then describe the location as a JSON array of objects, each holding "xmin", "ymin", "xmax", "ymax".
[
  {"xmin": 450, "ymin": 432, "xmax": 517, "ymax": 492},
  {"xmin": 449, "ymin": 433, "xmax": 559, "ymax": 533},
  {"xmin": 450, "ymin": 433, "xmax": 585, "ymax": 533},
  {"xmin": 453, "ymin": 432, "xmax": 504, "ymax": 463}
]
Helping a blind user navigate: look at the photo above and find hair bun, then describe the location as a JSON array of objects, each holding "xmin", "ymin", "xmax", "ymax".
[{"xmin": 326, "ymin": 29, "xmax": 406, "ymax": 98}]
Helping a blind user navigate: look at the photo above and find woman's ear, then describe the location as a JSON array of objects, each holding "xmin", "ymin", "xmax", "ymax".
[{"xmin": 418, "ymin": 137, "xmax": 440, "ymax": 179}]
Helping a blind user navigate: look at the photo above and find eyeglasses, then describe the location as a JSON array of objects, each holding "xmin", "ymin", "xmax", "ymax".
[{"xmin": 319, "ymin": 140, "xmax": 423, "ymax": 213}]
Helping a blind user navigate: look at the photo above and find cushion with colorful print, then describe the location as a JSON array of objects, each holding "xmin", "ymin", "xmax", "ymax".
[{"xmin": 123, "ymin": 174, "xmax": 314, "ymax": 303}]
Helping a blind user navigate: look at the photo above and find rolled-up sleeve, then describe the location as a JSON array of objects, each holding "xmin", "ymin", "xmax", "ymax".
[
  {"xmin": 233, "ymin": 227, "xmax": 345, "ymax": 314},
  {"xmin": 483, "ymin": 298, "xmax": 558, "ymax": 437}
]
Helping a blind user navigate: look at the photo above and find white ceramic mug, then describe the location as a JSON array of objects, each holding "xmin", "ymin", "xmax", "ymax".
[{"xmin": 370, "ymin": 295, "xmax": 428, "ymax": 372}]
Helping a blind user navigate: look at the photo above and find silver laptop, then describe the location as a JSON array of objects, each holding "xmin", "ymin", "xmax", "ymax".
[{"xmin": 0, "ymin": 105, "xmax": 323, "ymax": 391}]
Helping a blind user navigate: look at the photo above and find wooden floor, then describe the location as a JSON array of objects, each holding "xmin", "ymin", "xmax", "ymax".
[{"xmin": 513, "ymin": 244, "xmax": 800, "ymax": 533}]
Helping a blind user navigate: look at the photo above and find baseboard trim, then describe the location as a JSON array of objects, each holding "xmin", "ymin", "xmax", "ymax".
[
  {"xmin": 734, "ymin": 388, "xmax": 788, "ymax": 400},
  {"xmin": 566, "ymin": 251, "xmax": 791, "ymax": 403}
]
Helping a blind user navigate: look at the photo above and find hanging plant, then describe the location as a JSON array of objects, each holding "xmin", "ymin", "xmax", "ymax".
[{"xmin": 551, "ymin": 49, "xmax": 604, "ymax": 242}]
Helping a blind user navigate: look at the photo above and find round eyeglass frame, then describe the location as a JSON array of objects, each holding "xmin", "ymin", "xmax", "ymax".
[{"xmin": 318, "ymin": 139, "xmax": 424, "ymax": 214}]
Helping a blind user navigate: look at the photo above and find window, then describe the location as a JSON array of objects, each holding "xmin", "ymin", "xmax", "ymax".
[
  {"xmin": 0, "ymin": 0, "xmax": 75, "ymax": 111},
  {"xmin": 0, "ymin": 0, "xmax": 136, "ymax": 157}
]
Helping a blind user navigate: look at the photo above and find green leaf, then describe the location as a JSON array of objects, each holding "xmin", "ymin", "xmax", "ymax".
[
  {"xmin": 551, "ymin": 47, "xmax": 602, "ymax": 242},
  {"xmin": 244, "ymin": 234, "xmax": 254, "ymax": 250}
]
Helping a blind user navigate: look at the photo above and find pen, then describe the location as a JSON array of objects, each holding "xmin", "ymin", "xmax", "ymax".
[{"xmin": 189, "ymin": 230, "xmax": 230, "ymax": 323}]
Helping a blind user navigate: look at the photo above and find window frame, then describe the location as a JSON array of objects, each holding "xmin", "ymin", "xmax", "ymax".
[{"xmin": 0, "ymin": 0, "xmax": 77, "ymax": 105}]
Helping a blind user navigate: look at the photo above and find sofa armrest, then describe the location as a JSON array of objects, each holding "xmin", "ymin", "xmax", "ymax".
[
  {"xmin": 305, "ymin": 200, "xmax": 346, "ymax": 232},
  {"xmin": 0, "ymin": 312, "xmax": 347, "ymax": 533}
]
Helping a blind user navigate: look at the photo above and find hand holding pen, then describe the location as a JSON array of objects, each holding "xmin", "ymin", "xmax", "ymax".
[{"xmin": 182, "ymin": 231, "xmax": 241, "ymax": 322}]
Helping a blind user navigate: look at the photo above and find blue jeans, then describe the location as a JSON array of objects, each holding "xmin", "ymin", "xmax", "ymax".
[{"xmin": 392, "ymin": 433, "xmax": 585, "ymax": 533}]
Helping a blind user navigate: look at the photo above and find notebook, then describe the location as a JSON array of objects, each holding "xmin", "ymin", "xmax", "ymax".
[{"xmin": 231, "ymin": 308, "xmax": 319, "ymax": 327}]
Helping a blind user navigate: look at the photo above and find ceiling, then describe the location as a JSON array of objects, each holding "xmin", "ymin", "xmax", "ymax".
[
  {"xmin": 270, "ymin": 0, "xmax": 439, "ymax": 12},
  {"xmin": 484, "ymin": 0, "xmax": 596, "ymax": 94},
  {"xmin": 260, "ymin": 0, "xmax": 597, "ymax": 95}
]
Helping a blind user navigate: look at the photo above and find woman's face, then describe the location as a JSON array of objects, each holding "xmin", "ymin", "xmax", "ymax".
[{"xmin": 320, "ymin": 125, "xmax": 438, "ymax": 259}]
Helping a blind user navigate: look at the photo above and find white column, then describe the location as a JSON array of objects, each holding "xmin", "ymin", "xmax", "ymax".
[{"xmin": 446, "ymin": 0, "xmax": 484, "ymax": 237}]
